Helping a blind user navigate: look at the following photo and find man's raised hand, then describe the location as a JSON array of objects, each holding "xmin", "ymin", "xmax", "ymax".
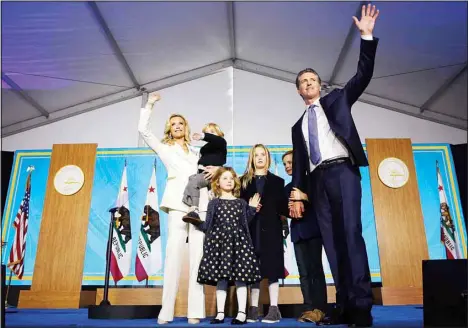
[{"xmin": 352, "ymin": 4, "xmax": 379, "ymax": 36}]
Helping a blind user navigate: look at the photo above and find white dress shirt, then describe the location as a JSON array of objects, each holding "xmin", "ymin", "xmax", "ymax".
[
  {"xmin": 301, "ymin": 35, "xmax": 372, "ymax": 172},
  {"xmin": 301, "ymin": 99, "xmax": 349, "ymax": 172}
]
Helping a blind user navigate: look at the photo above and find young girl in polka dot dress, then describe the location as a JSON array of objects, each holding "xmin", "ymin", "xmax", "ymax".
[{"xmin": 185, "ymin": 167, "xmax": 262, "ymax": 325}]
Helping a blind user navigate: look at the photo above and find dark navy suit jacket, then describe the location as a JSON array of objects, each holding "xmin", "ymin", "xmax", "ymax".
[
  {"xmin": 285, "ymin": 182, "xmax": 321, "ymax": 243},
  {"xmin": 291, "ymin": 38, "xmax": 379, "ymax": 193}
]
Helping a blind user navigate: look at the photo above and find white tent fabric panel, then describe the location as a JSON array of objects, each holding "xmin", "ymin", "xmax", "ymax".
[
  {"xmin": 1, "ymin": 80, "xmax": 11, "ymax": 89},
  {"xmin": 364, "ymin": 64, "xmax": 464, "ymax": 107},
  {"xmin": 7, "ymin": 73, "xmax": 129, "ymax": 113},
  {"xmin": 1, "ymin": 90, "xmax": 43, "ymax": 127},
  {"xmin": 430, "ymin": 69, "xmax": 467, "ymax": 120},
  {"xmin": 1, "ymin": 2, "xmax": 134, "ymax": 88},
  {"xmin": 1, "ymin": 1, "xmax": 466, "ymax": 136},
  {"xmin": 145, "ymin": 68, "xmax": 234, "ymax": 145},
  {"xmin": 334, "ymin": 2, "xmax": 467, "ymax": 83},
  {"xmin": 235, "ymin": 2, "xmax": 358, "ymax": 80},
  {"xmin": 97, "ymin": 2, "xmax": 232, "ymax": 84}
]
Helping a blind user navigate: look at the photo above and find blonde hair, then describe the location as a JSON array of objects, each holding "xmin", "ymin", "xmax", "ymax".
[
  {"xmin": 241, "ymin": 144, "xmax": 271, "ymax": 189},
  {"xmin": 202, "ymin": 123, "xmax": 224, "ymax": 137},
  {"xmin": 211, "ymin": 167, "xmax": 241, "ymax": 198},
  {"xmin": 162, "ymin": 114, "xmax": 191, "ymax": 145}
]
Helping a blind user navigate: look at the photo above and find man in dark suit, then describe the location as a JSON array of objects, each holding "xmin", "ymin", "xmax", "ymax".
[
  {"xmin": 289, "ymin": 4, "xmax": 380, "ymax": 327},
  {"xmin": 282, "ymin": 150, "xmax": 327, "ymax": 323}
]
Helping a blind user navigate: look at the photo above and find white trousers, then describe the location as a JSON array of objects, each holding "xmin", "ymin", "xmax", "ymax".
[{"xmin": 158, "ymin": 210, "xmax": 206, "ymax": 321}]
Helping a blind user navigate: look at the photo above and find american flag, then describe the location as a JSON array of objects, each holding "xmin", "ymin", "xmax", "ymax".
[{"xmin": 7, "ymin": 167, "xmax": 33, "ymax": 279}]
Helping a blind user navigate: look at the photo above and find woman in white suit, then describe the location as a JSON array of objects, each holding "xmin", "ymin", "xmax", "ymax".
[{"xmin": 138, "ymin": 93, "xmax": 215, "ymax": 325}]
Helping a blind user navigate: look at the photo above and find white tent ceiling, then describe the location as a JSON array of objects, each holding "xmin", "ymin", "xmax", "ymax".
[{"xmin": 2, "ymin": 1, "xmax": 467, "ymax": 137}]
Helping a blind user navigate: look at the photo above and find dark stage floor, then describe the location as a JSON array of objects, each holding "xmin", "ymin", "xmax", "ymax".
[{"xmin": 5, "ymin": 305, "xmax": 423, "ymax": 327}]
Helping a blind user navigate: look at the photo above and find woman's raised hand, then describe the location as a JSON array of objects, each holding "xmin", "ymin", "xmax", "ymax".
[{"xmin": 146, "ymin": 92, "xmax": 161, "ymax": 107}]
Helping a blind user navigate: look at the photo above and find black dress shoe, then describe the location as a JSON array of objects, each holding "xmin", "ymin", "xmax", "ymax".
[
  {"xmin": 349, "ymin": 310, "xmax": 373, "ymax": 327},
  {"xmin": 210, "ymin": 312, "xmax": 225, "ymax": 324},
  {"xmin": 231, "ymin": 311, "xmax": 247, "ymax": 325},
  {"xmin": 349, "ymin": 318, "xmax": 373, "ymax": 327},
  {"xmin": 318, "ymin": 309, "xmax": 349, "ymax": 326},
  {"xmin": 231, "ymin": 318, "xmax": 247, "ymax": 325},
  {"xmin": 315, "ymin": 316, "xmax": 334, "ymax": 326}
]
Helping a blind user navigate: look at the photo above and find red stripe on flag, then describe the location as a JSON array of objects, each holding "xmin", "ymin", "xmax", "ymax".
[
  {"xmin": 8, "ymin": 181, "xmax": 30, "ymax": 279},
  {"xmin": 441, "ymin": 227, "xmax": 456, "ymax": 260},
  {"xmin": 135, "ymin": 255, "xmax": 148, "ymax": 282},
  {"xmin": 110, "ymin": 252, "xmax": 123, "ymax": 283}
]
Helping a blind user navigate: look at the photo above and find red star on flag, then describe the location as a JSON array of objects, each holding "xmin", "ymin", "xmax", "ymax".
[
  {"xmin": 438, "ymin": 185, "xmax": 443, "ymax": 191},
  {"xmin": 123, "ymin": 186, "xmax": 128, "ymax": 192},
  {"xmin": 149, "ymin": 186, "xmax": 155, "ymax": 193}
]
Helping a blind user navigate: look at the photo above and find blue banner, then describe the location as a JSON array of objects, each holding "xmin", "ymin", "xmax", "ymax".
[{"xmin": 2, "ymin": 144, "xmax": 466, "ymax": 285}]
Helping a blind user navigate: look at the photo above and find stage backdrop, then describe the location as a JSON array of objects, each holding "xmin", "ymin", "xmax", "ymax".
[{"xmin": 2, "ymin": 144, "xmax": 467, "ymax": 286}]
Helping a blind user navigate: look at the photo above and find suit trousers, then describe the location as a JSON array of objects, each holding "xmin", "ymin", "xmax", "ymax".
[
  {"xmin": 310, "ymin": 161, "xmax": 372, "ymax": 313},
  {"xmin": 158, "ymin": 210, "xmax": 206, "ymax": 321},
  {"xmin": 293, "ymin": 237, "xmax": 327, "ymax": 313}
]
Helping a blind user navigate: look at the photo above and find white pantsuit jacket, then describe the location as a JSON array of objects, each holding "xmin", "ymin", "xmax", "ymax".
[{"xmin": 138, "ymin": 107, "xmax": 208, "ymax": 213}]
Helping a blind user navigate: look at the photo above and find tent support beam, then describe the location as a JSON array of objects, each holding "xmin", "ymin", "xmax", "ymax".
[
  {"xmin": 233, "ymin": 60, "xmax": 467, "ymax": 130},
  {"xmin": 328, "ymin": 1, "xmax": 366, "ymax": 85},
  {"xmin": 3, "ymin": 59, "xmax": 466, "ymax": 137},
  {"xmin": 227, "ymin": 2, "xmax": 237, "ymax": 60},
  {"xmin": 2, "ymin": 60, "xmax": 233, "ymax": 137},
  {"xmin": 419, "ymin": 64, "xmax": 467, "ymax": 114},
  {"xmin": 88, "ymin": 1, "xmax": 141, "ymax": 90},
  {"xmin": 234, "ymin": 59, "xmax": 297, "ymax": 83},
  {"xmin": 1, "ymin": 72, "xmax": 50, "ymax": 118}
]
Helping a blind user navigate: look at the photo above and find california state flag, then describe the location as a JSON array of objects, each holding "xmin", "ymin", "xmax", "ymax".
[
  {"xmin": 110, "ymin": 163, "xmax": 132, "ymax": 283},
  {"xmin": 437, "ymin": 161, "xmax": 462, "ymax": 259},
  {"xmin": 135, "ymin": 162, "xmax": 163, "ymax": 282}
]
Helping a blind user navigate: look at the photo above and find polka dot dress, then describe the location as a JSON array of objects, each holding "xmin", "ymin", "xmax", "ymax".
[{"xmin": 197, "ymin": 199, "xmax": 262, "ymax": 286}]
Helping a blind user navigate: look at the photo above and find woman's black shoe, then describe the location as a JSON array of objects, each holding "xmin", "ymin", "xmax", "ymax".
[
  {"xmin": 231, "ymin": 318, "xmax": 247, "ymax": 325},
  {"xmin": 231, "ymin": 311, "xmax": 247, "ymax": 325},
  {"xmin": 210, "ymin": 312, "xmax": 225, "ymax": 324}
]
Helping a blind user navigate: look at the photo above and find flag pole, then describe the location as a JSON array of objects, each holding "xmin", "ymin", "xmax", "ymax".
[
  {"xmin": 2, "ymin": 240, "xmax": 16, "ymax": 310},
  {"xmin": 145, "ymin": 278, "xmax": 149, "ymax": 288},
  {"xmin": 88, "ymin": 204, "xmax": 162, "ymax": 319},
  {"xmin": 101, "ymin": 208, "xmax": 117, "ymax": 306},
  {"xmin": 4, "ymin": 269, "xmax": 13, "ymax": 308}
]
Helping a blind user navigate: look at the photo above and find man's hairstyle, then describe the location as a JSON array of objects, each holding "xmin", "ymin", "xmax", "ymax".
[
  {"xmin": 295, "ymin": 68, "xmax": 322, "ymax": 89},
  {"xmin": 282, "ymin": 150, "xmax": 293, "ymax": 161}
]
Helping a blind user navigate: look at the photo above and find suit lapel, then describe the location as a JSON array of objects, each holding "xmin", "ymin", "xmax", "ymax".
[
  {"xmin": 294, "ymin": 111, "xmax": 308, "ymax": 151},
  {"xmin": 294, "ymin": 111, "xmax": 306, "ymax": 129},
  {"xmin": 320, "ymin": 90, "xmax": 341, "ymax": 127}
]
